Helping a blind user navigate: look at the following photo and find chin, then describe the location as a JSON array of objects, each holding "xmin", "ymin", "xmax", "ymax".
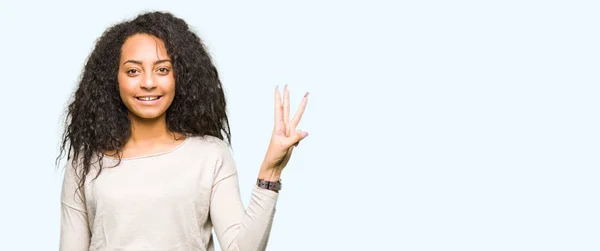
[{"xmin": 129, "ymin": 110, "xmax": 167, "ymax": 120}]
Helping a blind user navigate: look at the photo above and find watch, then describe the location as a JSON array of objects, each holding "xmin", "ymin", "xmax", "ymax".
[{"xmin": 256, "ymin": 178, "xmax": 282, "ymax": 191}]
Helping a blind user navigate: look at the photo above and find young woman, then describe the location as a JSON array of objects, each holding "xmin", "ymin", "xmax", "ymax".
[{"xmin": 58, "ymin": 11, "xmax": 308, "ymax": 251}]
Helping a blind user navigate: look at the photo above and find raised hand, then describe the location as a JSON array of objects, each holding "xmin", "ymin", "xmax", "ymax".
[{"xmin": 259, "ymin": 85, "xmax": 309, "ymax": 176}]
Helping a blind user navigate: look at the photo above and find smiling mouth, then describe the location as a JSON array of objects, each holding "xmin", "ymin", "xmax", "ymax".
[{"xmin": 136, "ymin": 96, "xmax": 162, "ymax": 101}]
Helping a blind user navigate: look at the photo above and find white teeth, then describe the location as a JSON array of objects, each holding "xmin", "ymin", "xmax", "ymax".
[{"xmin": 138, "ymin": 96, "xmax": 159, "ymax": 101}]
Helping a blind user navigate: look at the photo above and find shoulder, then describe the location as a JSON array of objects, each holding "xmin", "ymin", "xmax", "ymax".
[
  {"xmin": 182, "ymin": 135, "xmax": 236, "ymax": 174},
  {"xmin": 183, "ymin": 135, "xmax": 233, "ymax": 159},
  {"xmin": 186, "ymin": 135, "xmax": 230, "ymax": 150}
]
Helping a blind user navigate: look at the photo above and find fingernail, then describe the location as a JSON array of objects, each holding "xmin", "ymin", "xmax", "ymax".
[
  {"xmin": 304, "ymin": 92, "xmax": 310, "ymax": 98},
  {"xmin": 284, "ymin": 84, "xmax": 288, "ymax": 90},
  {"xmin": 303, "ymin": 132, "xmax": 309, "ymax": 138}
]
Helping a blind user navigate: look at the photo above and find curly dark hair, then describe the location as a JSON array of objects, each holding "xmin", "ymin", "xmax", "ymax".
[{"xmin": 57, "ymin": 11, "xmax": 231, "ymax": 192}]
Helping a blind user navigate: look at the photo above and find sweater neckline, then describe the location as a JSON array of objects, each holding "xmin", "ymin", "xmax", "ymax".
[{"xmin": 105, "ymin": 137, "xmax": 191, "ymax": 161}]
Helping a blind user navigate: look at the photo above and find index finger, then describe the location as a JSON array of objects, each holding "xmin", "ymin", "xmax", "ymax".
[{"xmin": 289, "ymin": 92, "xmax": 309, "ymax": 130}]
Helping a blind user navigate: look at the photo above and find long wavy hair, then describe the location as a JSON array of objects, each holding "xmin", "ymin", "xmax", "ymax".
[{"xmin": 57, "ymin": 11, "xmax": 231, "ymax": 192}]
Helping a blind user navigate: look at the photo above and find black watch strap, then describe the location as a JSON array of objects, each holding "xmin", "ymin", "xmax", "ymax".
[{"xmin": 256, "ymin": 179, "xmax": 282, "ymax": 191}]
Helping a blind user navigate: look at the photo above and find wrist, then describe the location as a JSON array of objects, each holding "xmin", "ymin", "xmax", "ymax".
[
  {"xmin": 258, "ymin": 165, "xmax": 282, "ymax": 182},
  {"xmin": 256, "ymin": 178, "xmax": 282, "ymax": 192}
]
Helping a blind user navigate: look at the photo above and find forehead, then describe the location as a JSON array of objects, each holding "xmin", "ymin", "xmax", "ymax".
[{"xmin": 120, "ymin": 34, "xmax": 170, "ymax": 61}]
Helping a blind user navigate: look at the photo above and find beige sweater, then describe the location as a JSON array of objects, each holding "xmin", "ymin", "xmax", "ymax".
[{"xmin": 60, "ymin": 136, "xmax": 279, "ymax": 251}]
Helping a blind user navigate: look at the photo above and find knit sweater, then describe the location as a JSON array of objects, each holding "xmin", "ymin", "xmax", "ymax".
[{"xmin": 60, "ymin": 136, "xmax": 279, "ymax": 251}]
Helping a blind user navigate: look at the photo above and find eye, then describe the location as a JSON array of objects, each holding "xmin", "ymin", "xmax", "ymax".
[
  {"xmin": 126, "ymin": 69, "xmax": 140, "ymax": 75},
  {"xmin": 157, "ymin": 67, "xmax": 170, "ymax": 74}
]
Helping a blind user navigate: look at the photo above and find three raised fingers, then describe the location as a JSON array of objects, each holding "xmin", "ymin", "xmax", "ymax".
[{"xmin": 274, "ymin": 85, "xmax": 308, "ymax": 136}]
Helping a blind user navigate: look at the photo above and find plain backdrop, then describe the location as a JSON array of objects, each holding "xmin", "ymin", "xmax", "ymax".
[{"xmin": 0, "ymin": 0, "xmax": 599, "ymax": 250}]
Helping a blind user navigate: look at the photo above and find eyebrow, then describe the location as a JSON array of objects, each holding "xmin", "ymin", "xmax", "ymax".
[{"xmin": 123, "ymin": 59, "xmax": 172, "ymax": 66}]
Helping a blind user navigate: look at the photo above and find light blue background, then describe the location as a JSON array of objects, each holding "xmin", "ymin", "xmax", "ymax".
[{"xmin": 0, "ymin": 0, "xmax": 598, "ymax": 250}]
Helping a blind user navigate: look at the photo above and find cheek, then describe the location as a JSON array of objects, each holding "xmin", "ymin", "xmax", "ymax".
[
  {"xmin": 117, "ymin": 75, "xmax": 137, "ymax": 96},
  {"xmin": 161, "ymin": 76, "xmax": 176, "ymax": 95}
]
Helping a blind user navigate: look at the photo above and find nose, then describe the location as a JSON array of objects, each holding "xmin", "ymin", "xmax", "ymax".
[{"xmin": 140, "ymin": 72, "xmax": 157, "ymax": 90}]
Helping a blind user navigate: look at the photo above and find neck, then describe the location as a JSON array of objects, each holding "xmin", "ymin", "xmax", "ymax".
[{"xmin": 128, "ymin": 114, "xmax": 174, "ymax": 145}]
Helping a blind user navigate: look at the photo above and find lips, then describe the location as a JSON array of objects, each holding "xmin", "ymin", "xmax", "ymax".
[{"xmin": 136, "ymin": 96, "xmax": 162, "ymax": 101}]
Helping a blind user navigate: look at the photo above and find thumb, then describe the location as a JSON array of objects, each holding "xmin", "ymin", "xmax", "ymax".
[{"xmin": 286, "ymin": 129, "xmax": 308, "ymax": 147}]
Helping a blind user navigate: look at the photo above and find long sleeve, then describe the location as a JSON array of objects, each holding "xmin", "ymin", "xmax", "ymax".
[
  {"xmin": 60, "ymin": 160, "xmax": 91, "ymax": 251},
  {"xmin": 210, "ymin": 144, "xmax": 279, "ymax": 251}
]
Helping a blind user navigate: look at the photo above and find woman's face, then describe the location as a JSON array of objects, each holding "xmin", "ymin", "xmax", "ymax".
[{"xmin": 118, "ymin": 34, "xmax": 175, "ymax": 121}]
